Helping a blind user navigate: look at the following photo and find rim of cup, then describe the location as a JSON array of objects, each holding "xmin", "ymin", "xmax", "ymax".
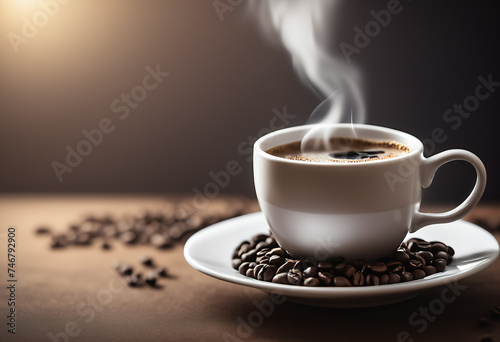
[{"xmin": 254, "ymin": 123, "xmax": 423, "ymax": 166}]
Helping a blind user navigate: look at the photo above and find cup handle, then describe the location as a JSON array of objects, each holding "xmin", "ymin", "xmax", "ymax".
[{"xmin": 409, "ymin": 149, "xmax": 487, "ymax": 233}]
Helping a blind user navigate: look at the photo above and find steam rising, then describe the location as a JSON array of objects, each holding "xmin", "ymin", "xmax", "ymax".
[{"xmin": 249, "ymin": 0, "xmax": 366, "ymax": 152}]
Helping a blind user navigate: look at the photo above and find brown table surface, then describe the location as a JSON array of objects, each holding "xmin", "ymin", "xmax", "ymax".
[{"xmin": 0, "ymin": 194, "xmax": 499, "ymax": 342}]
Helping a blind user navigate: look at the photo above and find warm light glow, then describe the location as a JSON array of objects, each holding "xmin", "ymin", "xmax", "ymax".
[{"xmin": 8, "ymin": 0, "xmax": 39, "ymax": 11}]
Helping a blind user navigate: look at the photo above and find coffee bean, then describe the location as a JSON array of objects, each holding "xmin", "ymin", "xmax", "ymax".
[
  {"xmin": 238, "ymin": 262, "xmax": 251, "ymax": 275},
  {"xmin": 394, "ymin": 250, "xmax": 410, "ymax": 264},
  {"xmin": 119, "ymin": 265, "xmax": 133, "ymax": 276},
  {"xmin": 387, "ymin": 273, "xmax": 400, "ymax": 284},
  {"xmin": 385, "ymin": 261, "xmax": 403, "ymax": 273},
  {"xmin": 232, "ymin": 258, "xmax": 243, "ymax": 270},
  {"xmin": 253, "ymin": 234, "xmax": 268, "ymax": 243},
  {"xmin": 304, "ymin": 266, "xmax": 318, "ymax": 278},
  {"xmin": 430, "ymin": 243, "xmax": 447, "ymax": 254},
  {"xmin": 408, "ymin": 258, "xmax": 423, "ymax": 270},
  {"xmin": 249, "ymin": 262, "xmax": 257, "ymax": 269},
  {"xmin": 477, "ymin": 317, "xmax": 490, "ymax": 327},
  {"xmin": 317, "ymin": 272, "xmax": 333, "ymax": 286},
  {"xmin": 256, "ymin": 247, "xmax": 270, "ymax": 257},
  {"xmin": 417, "ymin": 251, "xmax": 433, "ymax": 264},
  {"xmin": 151, "ymin": 234, "xmax": 172, "ymax": 249},
  {"xmin": 412, "ymin": 269, "xmax": 426, "ymax": 280},
  {"xmin": 168, "ymin": 223, "xmax": 184, "ymax": 240},
  {"xmin": 369, "ymin": 262, "xmax": 387, "ymax": 274},
  {"xmin": 263, "ymin": 265, "xmax": 277, "ymax": 282},
  {"xmin": 102, "ymin": 225, "xmax": 118, "ymax": 238},
  {"xmin": 232, "ymin": 248, "xmax": 239, "ymax": 259},
  {"xmin": 318, "ymin": 261, "xmax": 334, "ymax": 271},
  {"xmin": 272, "ymin": 273, "xmax": 289, "ymax": 284},
  {"xmin": 269, "ymin": 255, "xmax": 285, "ymax": 267},
  {"xmin": 345, "ymin": 265, "xmax": 356, "ymax": 278},
  {"xmin": 241, "ymin": 249, "xmax": 257, "ymax": 263},
  {"xmin": 414, "ymin": 254, "xmax": 426, "ymax": 267},
  {"xmin": 352, "ymin": 260, "xmax": 366, "ymax": 270},
  {"xmin": 333, "ymin": 276, "xmax": 351, "ymax": 287},
  {"xmin": 75, "ymin": 233, "xmax": 91, "ymax": 245},
  {"xmin": 120, "ymin": 231, "xmax": 137, "ymax": 245},
  {"xmin": 490, "ymin": 306, "xmax": 500, "ymax": 319},
  {"xmin": 400, "ymin": 272, "xmax": 413, "ymax": 282},
  {"xmin": 304, "ymin": 277, "xmax": 320, "ymax": 287},
  {"xmin": 432, "ymin": 259, "xmax": 447, "ymax": 272},
  {"xmin": 35, "ymin": 226, "xmax": 51, "ymax": 235},
  {"xmin": 246, "ymin": 268, "xmax": 255, "ymax": 278},
  {"xmin": 287, "ymin": 269, "xmax": 303, "ymax": 285},
  {"xmin": 256, "ymin": 255, "xmax": 270, "ymax": 264},
  {"xmin": 237, "ymin": 244, "xmax": 251, "ymax": 257},
  {"xmin": 407, "ymin": 241, "xmax": 420, "ymax": 252},
  {"xmin": 101, "ymin": 240, "xmax": 112, "ymax": 250},
  {"xmin": 423, "ymin": 265, "xmax": 436, "ymax": 276},
  {"xmin": 140, "ymin": 255, "xmax": 154, "ymax": 267},
  {"xmin": 125, "ymin": 275, "xmax": 140, "ymax": 287},
  {"xmin": 265, "ymin": 236, "xmax": 278, "ymax": 247},
  {"xmin": 255, "ymin": 241, "xmax": 269, "ymax": 251},
  {"xmin": 416, "ymin": 241, "xmax": 432, "ymax": 251},
  {"xmin": 353, "ymin": 271, "xmax": 365, "ymax": 286},
  {"xmin": 379, "ymin": 274, "xmax": 389, "ymax": 285},
  {"xmin": 434, "ymin": 251, "xmax": 451, "ymax": 264},
  {"xmin": 366, "ymin": 274, "xmax": 380, "ymax": 286},
  {"xmin": 145, "ymin": 271, "xmax": 157, "ymax": 287},
  {"xmin": 276, "ymin": 260, "xmax": 295, "ymax": 275},
  {"xmin": 155, "ymin": 267, "xmax": 168, "ymax": 277},
  {"xmin": 254, "ymin": 264, "xmax": 265, "ymax": 279},
  {"xmin": 334, "ymin": 262, "xmax": 347, "ymax": 275},
  {"xmin": 446, "ymin": 246, "xmax": 455, "ymax": 256},
  {"xmin": 265, "ymin": 247, "xmax": 285, "ymax": 257},
  {"xmin": 293, "ymin": 260, "xmax": 304, "ymax": 271}
]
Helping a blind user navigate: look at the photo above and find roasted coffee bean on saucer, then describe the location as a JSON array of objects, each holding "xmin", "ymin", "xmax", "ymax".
[{"xmin": 232, "ymin": 232, "xmax": 455, "ymax": 287}]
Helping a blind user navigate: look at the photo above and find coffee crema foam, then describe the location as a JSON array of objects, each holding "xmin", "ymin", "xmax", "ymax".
[{"xmin": 266, "ymin": 137, "xmax": 411, "ymax": 163}]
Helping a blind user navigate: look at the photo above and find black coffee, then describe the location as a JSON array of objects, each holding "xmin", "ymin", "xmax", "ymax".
[{"xmin": 266, "ymin": 137, "xmax": 411, "ymax": 163}]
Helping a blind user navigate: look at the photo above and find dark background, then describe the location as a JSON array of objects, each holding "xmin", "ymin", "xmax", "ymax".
[{"xmin": 0, "ymin": 0, "xmax": 499, "ymax": 204}]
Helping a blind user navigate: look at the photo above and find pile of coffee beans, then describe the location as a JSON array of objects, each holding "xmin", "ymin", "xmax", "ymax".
[
  {"xmin": 113, "ymin": 255, "xmax": 169, "ymax": 288},
  {"xmin": 35, "ymin": 198, "xmax": 250, "ymax": 250},
  {"xmin": 232, "ymin": 233, "xmax": 455, "ymax": 286}
]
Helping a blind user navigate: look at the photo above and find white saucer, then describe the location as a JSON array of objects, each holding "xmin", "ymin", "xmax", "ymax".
[{"xmin": 184, "ymin": 212, "xmax": 499, "ymax": 308}]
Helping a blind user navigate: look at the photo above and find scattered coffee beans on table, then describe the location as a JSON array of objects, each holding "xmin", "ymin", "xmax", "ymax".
[
  {"xmin": 113, "ymin": 255, "xmax": 169, "ymax": 288},
  {"xmin": 36, "ymin": 198, "xmax": 249, "ymax": 250},
  {"xmin": 232, "ymin": 233, "xmax": 455, "ymax": 286}
]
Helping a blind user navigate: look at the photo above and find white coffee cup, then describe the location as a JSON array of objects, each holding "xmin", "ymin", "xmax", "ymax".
[{"xmin": 253, "ymin": 124, "xmax": 486, "ymax": 261}]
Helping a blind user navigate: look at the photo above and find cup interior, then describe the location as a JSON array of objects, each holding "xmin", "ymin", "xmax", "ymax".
[{"xmin": 256, "ymin": 124, "xmax": 422, "ymax": 163}]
